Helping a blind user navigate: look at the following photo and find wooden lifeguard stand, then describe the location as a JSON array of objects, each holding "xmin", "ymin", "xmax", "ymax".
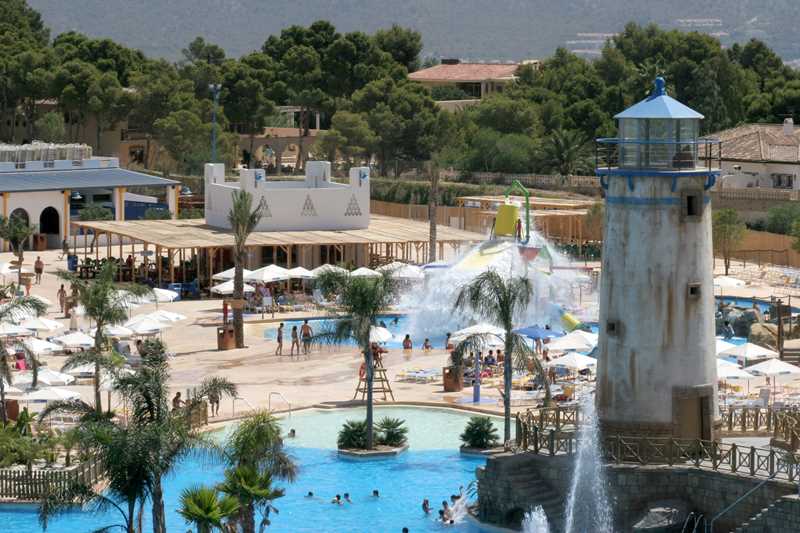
[{"xmin": 354, "ymin": 358, "xmax": 394, "ymax": 401}]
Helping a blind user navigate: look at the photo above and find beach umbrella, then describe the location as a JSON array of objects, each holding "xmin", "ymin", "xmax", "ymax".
[
  {"xmin": 546, "ymin": 352, "xmax": 597, "ymax": 371},
  {"xmin": 719, "ymin": 343, "xmax": 778, "ymax": 363},
  {"xmin": 125, "ymin": 317, "xmax": 171, "ymax": 335},
  {"xmin": 747, "ymin": 359, "xmax": 800, "ymax": 378},
  {"xmin": 369, "ymin": 326, "xmax": 393, "ymax": 343},
  {"xmin": 213, "ymin": 267, "xmax": 251, "ymax": 281},
  {"xmin": 377, "ymin": 261, "xmax": 425, "ymax": 280},
  {"xmin": 210, "ymin": 280, "xmax": 255, "ymax": 295},
  {"xmin": 89, "ymin": 324, "xmax": 134, "ymax": 339},
  {"xmin": 311, "ymin": 264, "xmax": 347, "ymax": 277},
  {"xmin": 715, "ymin": 339, "xmax": 736, "ymax": 354},
  {"xmin": 245, "ymin": 265, "xmax": 290, "ymax": 283},
  {"xmin": 0, "ymin": 302, "xmax": 37, "ymax": 322},
  {"xmin": 23, "ymin": 337, "xmax": 63, "ymax": 355},
  {"xmin": 376, "ymin": 261, "xmax": 407, "ymax": 273},
  {"xmin": 515, "ymin": 326, "xmax": 563, "ymax": 340},
  {"xmin": 547, "ymin": 331, "xmax": 594, "ymax": 352},
  {"xmin": 0, "ymin": 322, "xmax": 33, "ymax": 337},
  {"xmin": 52, "ymin": 331, "xmax": 95, "ymax": 349},
  {"xmin": 0, "ymin": 262, "xmax": 32, "ymax": 276},
  {"xmin": 288, "ymin": 267, "xmax": 314, "ymax": 280},
  {"xmin": 716, "ymin": 360, "xmax": 755, "ymax": 380},
  {"xmin": 714, "ymin": 276, "xmax": 746, "ymax": 289},
  {"xmin": 350, "ymin": 267, "xmax": 380, "ymax": 278},
  {"xmin": 16, "ymin": 368, "xmax": 76, "ymax": 386},
  {"xmin": 29, "ymin": 295, "xmax": 53, "ymax": 308},
  {"xmin": 20, "ymin": 387, "xmax": 80, "ymax": 402},
  {"xmin": 569, "ymin": 330, "xmax": 599, "ymax": 346},
  {"xmin": 450, "ymin": 323, "xmax": 506, "ymax": 344},
  {"xmin": 19, "ymin": 317, "xmax": 64, "ymax": 333},
  {"xmin": 64, "ymin": 362, "xmax": 98, "ymax": 377},
  {"xmin": 151, "ymin": 288, "xmax": 180, "ymax": 303}
]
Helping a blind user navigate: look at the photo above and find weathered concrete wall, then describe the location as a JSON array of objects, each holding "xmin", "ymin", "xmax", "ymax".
[
  {"xmin": 597, "ymin": 173, "xmax": 717, "ymax": 437},
  {"xmin": 477, "ymin": 452, "xmax": 798, "ymax": 532}
]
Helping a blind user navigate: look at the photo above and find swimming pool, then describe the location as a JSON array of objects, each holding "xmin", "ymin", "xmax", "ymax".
[
  {"xmin": 0, "ymin": 406, "xmax": 506, "ymax": 533},
  {"xmin": 715, "ymin": 296, "xmax": 800, "ymax": 314},
  {"xmin": 262, "ymin": 315, "xmax": 451, "ymax": 350}
]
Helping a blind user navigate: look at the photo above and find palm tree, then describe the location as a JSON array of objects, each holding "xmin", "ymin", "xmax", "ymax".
[
  {"xmin": 428, "ymin": 161, "xmax": 439, "ymax": 263},
  {"xmin": 0, "ymin": 296, "xmax": 46, "ymax": 424},
  {"xmin": 228, "ymin": 190, "xmax": 266, "ymax": 349},
  {"xmin": 454, "ymin": 270, "xmax": 552, "ymax": 443},
  {"xmin": 0, "ymin": 214, "xmax": 36, "ymax": 288},
  {"xmin": 210, "ymin": 410, "xmax": 296, "ymax": 533},
  {"xmin": 58, "ymin": 261, "xmax": 151, "ymax": 414},
  {"xmin": 541, "ymin": 128, "xmax": 590, "ymax": 178},
  {"xmin": 179, "ymin": 485, "xmax": 239, "ymax": 533},
  {"xmin": 313, "ymin": 270, "xmax": 397, "ymax": 449}
]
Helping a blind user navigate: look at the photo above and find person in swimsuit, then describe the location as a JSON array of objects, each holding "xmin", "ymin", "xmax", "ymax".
[
  {"xmin": 275, "ymin": 323, "xmax": 284, "ymax": 356},
  {"xmin": 301, "ymin": 319, "xmax": 313, "ymax": 355},
  {"xmin": 290, "ymin": 325, "xmax": 300, "ymax": 356}
]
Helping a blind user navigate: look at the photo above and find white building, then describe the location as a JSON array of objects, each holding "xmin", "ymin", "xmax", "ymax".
[
  {"xmin": 204, "ymin": 161, "xmax": 370, "ymax": 232},
  {"xmin": 714, "ymin": 119, "xmax": 800, "ymax": 190},
  {"xmin": 0, "ymin": 143, "xmax": 178, "ymax": 249}
]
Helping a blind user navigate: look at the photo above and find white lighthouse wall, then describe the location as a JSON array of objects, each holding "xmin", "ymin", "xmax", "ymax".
[{"xmin": 596, "ymin": 174, "xmax": 718, "ymax": 428}]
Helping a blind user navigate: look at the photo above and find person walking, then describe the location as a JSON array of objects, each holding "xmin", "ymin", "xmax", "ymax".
[
  {"xmin": 275, "ymin": 322, "xmax": 284, "ymax": 356},
  {"xmin": 301, "ymin": 319, "xmax": 313, "ymax": 356},
  {"xmin": 290, "ymin": 325, "xmax": 300, "ymax": 356},
  {"xmin": 59, "ymin": 238, "xmax": 69, "ymax": 260},
  {"xmin": 33, "ymin": 256, "xmax": 44, "ymax": 284},
  {"xmin": 57, "ymin": 284, "xmax": 67, "ymax": 316}
]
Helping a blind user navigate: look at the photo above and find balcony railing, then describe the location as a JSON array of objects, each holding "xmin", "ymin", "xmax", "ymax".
[{"xmin": 595, "ymin": 137, "xmax": 721, "ymax": 174}]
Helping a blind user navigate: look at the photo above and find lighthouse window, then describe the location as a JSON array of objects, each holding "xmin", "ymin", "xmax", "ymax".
[
  {"xmin": 688, "ymin": 283, "xmax": 701, "ymax": 299},
  {"xmin": 681, "ymin": 191, "xmax": 703, "ymax": 221},
  {"xmin": 606, "ymin": 320, "xmax": 620, "ymax": 336}
]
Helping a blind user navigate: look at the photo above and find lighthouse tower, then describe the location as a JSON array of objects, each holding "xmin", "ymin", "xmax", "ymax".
[{"xmin": 595, "ymin": 78, "xmax": 720, "ymax": 440}]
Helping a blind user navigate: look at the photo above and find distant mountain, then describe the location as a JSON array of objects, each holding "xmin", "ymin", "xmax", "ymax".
[{"xmin": 26, "ymin": 0, "xmax": 800, "ymax": 63}]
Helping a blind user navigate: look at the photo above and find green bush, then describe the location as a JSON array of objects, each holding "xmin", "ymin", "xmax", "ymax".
[
  {"xmin": 78, "ymin": 204, "xmax": 113, "ymax": 221},
  {"xmin": 337, "ymin": 419, "xmax": 368, "ymax": 449},
  {"xmin": 370, "ymin": 177, "xmax": 487, "ymax": 206},
  {"xmin": 178, "ymin": 207, "xmax": 204, "ymax": 219},
  {"xmin": 144, "ymin": 207, "xmax": 172, "ymax": 220},
  {"xmin": 375, "ymin": 417, "xmax": 408, "ymax": 447},
  {"xmin": 765, "ymin": 204, "xmax": 800, "ymax": 235},
  {"xmin": 460, "ymin": 416, "xmax": 499, "ymax": 449}
]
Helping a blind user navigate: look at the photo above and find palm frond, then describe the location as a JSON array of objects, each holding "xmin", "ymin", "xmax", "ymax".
[{"xmin": 37, "ymin": 399, "xmax": 96, "ymax": 423}]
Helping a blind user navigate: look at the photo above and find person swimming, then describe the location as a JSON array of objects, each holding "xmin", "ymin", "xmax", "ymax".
[
  {"xmin": 344, "ymin": 493, "xmax": 352, "ymax": 503},
  {"xmin": 306, "ymin": 491, "xmax": 314, "ymax": 498},
  {"xmin": 372, "ymin": 489, "xmax": 380, "ymax": 497},
  {"xmin": 288, "ymin": 429, "xmax": 296, "ymax": 438},
  {"xmin": 442, "ymin": 501, "xmax": 452, "ymax": 521},
  {"xmin": 422, "ymin": 499, "xmax": 431, "ymax": 514},
  {"xmin": 331, "ymin": 494, "xmax": 342, "ymax": 505}
]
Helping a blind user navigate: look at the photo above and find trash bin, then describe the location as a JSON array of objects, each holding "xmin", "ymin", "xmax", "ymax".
[
  {"xmin": 67, "ymin": 254, "xmax": 78, "ymax": 271},
  {"xmin": 217, "ymin": 325, "xmax": 236, "ymax": 351}
]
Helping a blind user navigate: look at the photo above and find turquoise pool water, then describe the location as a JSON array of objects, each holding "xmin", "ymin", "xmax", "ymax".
[
  {"xmin": 0, "ymin": 407, "xmax": 505, "ymax": 532},
  {"xmin": 264, "ymin": 315, "xmax": 450, "ymax": 350}
]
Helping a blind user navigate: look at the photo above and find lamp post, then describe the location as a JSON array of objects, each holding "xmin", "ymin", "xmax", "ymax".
[{"xmin": 209, "ymin": 83, "xmax": 222, "ymax": 163}]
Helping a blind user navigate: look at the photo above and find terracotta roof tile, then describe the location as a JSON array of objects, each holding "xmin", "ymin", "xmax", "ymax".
[
  {"xmin": 409, "ymin": 63, "xmax": 519, "ymax": 83},
  {"xmin": 714, "ymin": 124, "xmax": 800, "ymax": 163}
]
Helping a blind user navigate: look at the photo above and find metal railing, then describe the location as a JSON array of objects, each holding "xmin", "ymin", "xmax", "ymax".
[
  {"xmin": 231, "ymin": 396, "xmax": 257, "ymax": 416},
  {"xmin": 268, "ymin": 392, "xmax": 292, "ymax": 418},
  {"xmin": 595, "ymin": 137, "xmax": 721, "ymax": 174},
  {"xmin": 707, "ymin": 474, "xmax": 775, "ymax": 532},
  {"xmin": 0, "ymin": 454, "xmax": 103, "ymax": 500}
]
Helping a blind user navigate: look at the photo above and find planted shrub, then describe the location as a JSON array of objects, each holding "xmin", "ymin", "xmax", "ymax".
[
  {"xmin": 460, "ymin": 416, "xmax": 500, "ymax": 449},
  {"xmin": 337, "ymin": 419, "xmax": 368, "ymax": 449},
  {"xmin": 376, "ymin": 417, "xmax": 408, "ymax": 447}
]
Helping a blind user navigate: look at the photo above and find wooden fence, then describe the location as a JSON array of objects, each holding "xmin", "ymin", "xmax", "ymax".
[
  {"xmin": 0, "ymin": 455, "xmax": 103, "ymax": 500},
  {"xmin": 729, "ymin": 230, "xmax": 800, "ymax": 269}
]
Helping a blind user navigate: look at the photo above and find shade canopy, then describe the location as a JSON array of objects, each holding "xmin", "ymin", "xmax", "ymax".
[
  {"xmin": 19, "ymin": 317, "xmax": 63, "ymax": 333},
  {"xmin": 210, "ymin": 280, "xmax": 255, "ymax": 295},
  {"xmin": 311, "ymin": 264, "xmax": 348, "ymax": 277},
  {"xmin": 547, "ymin": 331, "xmax": 595, "ymax": 352},
  {"xmin": 714, "ymin": 276, "xmax": 746, "ymax": 289},
  {"xmin": 146, "ymin": 310, "xmax": 187, "ymax": 323},
  {"xmin": 515, "ymin": 326, "xmax": 563, "ymax": 340},
  {"xmin": 715, "ymin": 339, "xmax": 736, "ymax": 355},
  {"xmin": 23, "ymin": 337, "xmax": 63, "ymax": 355},
  {"xmin": 719, "ymin": 343, "xmax": 779, "ymax": 363},
  {"xmin": 20, "ymin": 387, "xmax": 80, "ymax": 402},
  {"xmin": 0, "ymin": 322, "xmax": 33, "ymax": 337},
  {"xmin": 350, "ymin": 267, "xmax": 381, "ymax": 278},
  {"xmin": 377, "ymin": 261, "xmax": 425, "ymax": 280},
  {"xmin": 288, "ymin": 267, "xmax": 314, "ymax": 280},
  {"xmin": 450, "ymin": 323, "xmax": 506, "ymax": 344},
  {"xmin": 52, "ymin": 331, "xmax": 95, "ymax": 348},
  {"xmin": 716, "ymin": 360, "xmax": 754, "ymax": 380},
  {"xmin": 245, "ymin": 265, "xmax": 290, "ymax": 283},
  {"xmin": 125, "ymin": 317, "xmax": 171, "ymax": 335},
  {"xmin": 15, "ymin": 368, "xmax": 76, "ymax": 387},
  {"xmin": 747, "ymin": 359, "xmax": 800, "ymax": 378},
  {"xmin": 546, "ymin": 352, "xmax": 597, "ymax": 371},
  {"xmin": 212, "ymin": 267, "xmax": 251, "ymax": 281},
  {"xmin": 369, "ymin": 326, "xmax": 393, "ymax": 343},
  {"xmin": 90, "ymin": 324, "xmax": 134, "ymax": 339},
  {"xmin": 151, "ymin": 288, "xmax": 180, "ymax": 302}
]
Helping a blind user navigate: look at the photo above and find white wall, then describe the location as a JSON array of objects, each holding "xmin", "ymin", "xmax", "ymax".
[
  {"xmin": 204, "ymin": 161, "xmax": 371, "ymax": 231},
  {"xmin": 719, "ymin": 160, "xmax": 800, "ymax": 189},
  {"xmin": 597, "ymin": 173, "xmax": 717, "ymax": 433}
]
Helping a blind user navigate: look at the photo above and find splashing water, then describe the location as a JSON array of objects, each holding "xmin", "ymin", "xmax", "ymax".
[
  {"xmin": 522, "ymin": 506, "xmax": 550, "ymax": 533},
  {"xmin": 564, "ymin": 394, "xmax": 613, "ymax": 532}
]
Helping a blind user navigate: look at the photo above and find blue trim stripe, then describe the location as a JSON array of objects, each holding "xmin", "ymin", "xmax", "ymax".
[
  {"xmin": 606, "ymin": 196, "xmax": 711, "ymax": 206},
  {"xmin": 596, "ymin": 168, "xmax": 721, "ymax": 179}
]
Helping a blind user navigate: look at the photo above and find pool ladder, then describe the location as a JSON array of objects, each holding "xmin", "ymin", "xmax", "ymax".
[
  {"xmin": 231, "ymin": 395, "xmax": 257, "ymax": 415},
  {"xmin": 268, "ymin": 392, "xmax": 292, "ymax": 418}
]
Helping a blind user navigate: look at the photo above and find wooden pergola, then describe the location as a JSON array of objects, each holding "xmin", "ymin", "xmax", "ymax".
[
  {"xmin": 71, "ymin": 215, "xmax": 482, "ymax": 287},
  {"xmin": 455, "ymin": 194, "xmax": 597, "ymax": 211}
]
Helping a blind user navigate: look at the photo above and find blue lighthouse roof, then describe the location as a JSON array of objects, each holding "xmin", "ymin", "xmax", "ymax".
[{"xmin": 614, "ymin": 77, "xmax": 704, "ymax": 120}]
